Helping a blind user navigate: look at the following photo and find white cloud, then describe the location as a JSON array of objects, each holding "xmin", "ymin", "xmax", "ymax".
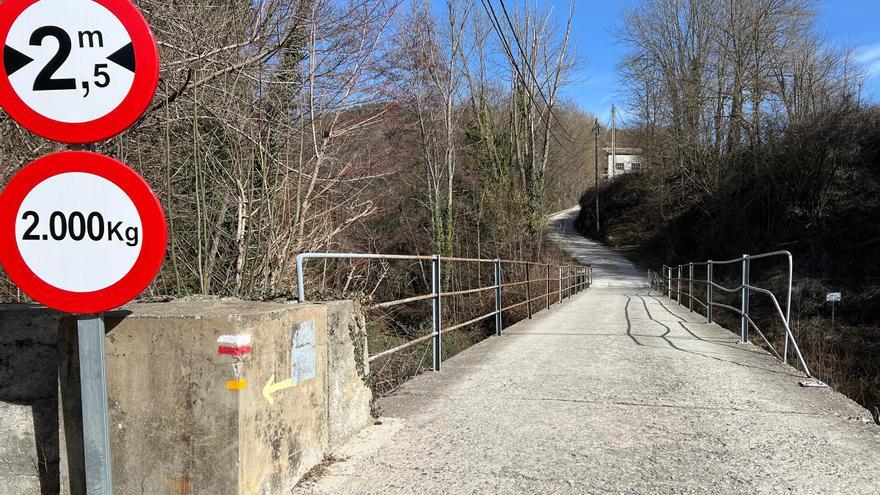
[{"xmin": 855, "ymin": 44, "xmax": 880, "ymax": 79}]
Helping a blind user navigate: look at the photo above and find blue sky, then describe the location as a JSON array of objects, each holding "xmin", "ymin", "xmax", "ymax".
[{"xmin": 560, "ymin": 0, "xmax": 880, "ymax": 123}]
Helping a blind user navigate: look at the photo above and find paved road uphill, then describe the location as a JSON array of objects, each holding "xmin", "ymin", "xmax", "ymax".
[{"xmin": 295, "ymin": 208, "xmax": 880, "ymax": 494}]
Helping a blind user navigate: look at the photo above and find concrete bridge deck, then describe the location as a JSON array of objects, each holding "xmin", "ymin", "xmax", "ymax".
[{"xmin": 295, "ymin": 209, "xmax": 880, "ymax": 494}]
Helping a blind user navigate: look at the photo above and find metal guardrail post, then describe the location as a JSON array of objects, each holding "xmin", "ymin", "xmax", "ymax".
[
  {"xmin": 566, "ymin": 266, "xmax": 570, "ymax": 298},
  {"xmin": 296, "ymin": 253, "xmax": 306, "ymax": 302},
  {"xmin": 688, "ymin": 263, "xmax": 694, "ymax": 312},
  {"xmin": 677, "ymin": 265, "xmax": 682, "ymax": 305},
  {"xmin": 558, "ymin": 266, "xmax": 563, "ymax": 303},
  {"xmin": 783, "ymin": 253, "xmax": 793, "ymax": 365},
  {"xmin": 562, "ymin": 266, "xmax": 569, "ymax": 299},
  {"xmin": 667, "ymin": 267, "xmax": 672, "ymax": 298},
  {"xmin": 494, "ymin": 259, "xmax": 502, "ymax": 336},
  {"xmin": 545, "ymin": 264, "xmax": 551, "ymax": 309},
  {"xmin": 432, "ymin": 255, "xmax": 442, "ymax": 371},
  {"xmin": 741, "ymin": 254, "xmax": 750, "ymax": 344},
  {"xmin": 707, "ymin": 261, "xmax": 713, "ymax": 323},
  {"xmin": 525, "ymin": 264, "xmax": 532, "ymax": 318}
]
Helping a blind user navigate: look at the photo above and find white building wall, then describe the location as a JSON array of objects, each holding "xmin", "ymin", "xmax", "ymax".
[{"xmin": 606, "ymin": 154, "xmax": 643, "ymax": 179}]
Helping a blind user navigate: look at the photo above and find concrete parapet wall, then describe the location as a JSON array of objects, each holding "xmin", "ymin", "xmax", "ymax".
[{"xmin": 0, "ymin": 299, "xmax": 371, "ymax": 494}]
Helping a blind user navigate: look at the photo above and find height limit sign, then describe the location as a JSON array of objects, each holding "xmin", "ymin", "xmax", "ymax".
[{"xmin": 0, "ymin": 0, "xmax": 159, "ymax": 143}]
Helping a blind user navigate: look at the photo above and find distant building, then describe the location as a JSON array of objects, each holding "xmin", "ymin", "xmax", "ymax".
[{"xmin": 603, "ymin": 147, "xmax": 643, "ymax": 179}]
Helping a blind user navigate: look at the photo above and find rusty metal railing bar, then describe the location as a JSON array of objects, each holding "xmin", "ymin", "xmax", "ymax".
[
  {"xmin": 370, "ymin": 293, "xmax": 435, "ymax": 310},
  {"xmin": 297, "ymin": 252, "xmax": 592, "ymax": 370},
  {"xmin": 367, "ymin": 332, "xmax": 438, "ymax": 363},
  {"xmin": 442, "ymin": 311, "xmax": 498, "ymax": 334},
  {"xmin": 440, "ymin": 286, "xmax": 498, "ymax": 298},
  {"xmin": 499, "ymin": 279, "xmax": 534, "ymax": 289},
  {"xmin": 440, "ymin": 256, "xmax": 495, "ymax": 263}
]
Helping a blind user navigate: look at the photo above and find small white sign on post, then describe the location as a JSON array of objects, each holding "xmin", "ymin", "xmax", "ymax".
[{"xmin": 826, "ymin": 292, "xmax": 842, "ymax": 302}]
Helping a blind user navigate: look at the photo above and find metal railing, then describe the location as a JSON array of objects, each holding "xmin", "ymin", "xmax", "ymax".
[
  {"xmin": 650, "ymin": 251, "xmax": 813, "ymax": 378},
  {"xmin": 296, "ymin": 253, "xmax": 592, "ymax": 371}
]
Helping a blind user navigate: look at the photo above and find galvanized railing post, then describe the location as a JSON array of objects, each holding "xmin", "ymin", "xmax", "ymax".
[
  {"xmin": 566, "ymin": 266, "xmax": 570, "ymax": 298},
  {"xmin": 545, "ymin": 264, "xmax": 551, "ymax": 309},
  {"xmin": 296, "ymin": 253, "xmax": 306, "ymax": 302},
  {"xmin": 677, "ymin": 265, "xmax": 682, "ymax": 305},
  {"xmin": 525, "ymin": 264, "xmax": 532, "ymax": 319},
  {"xmin": 494, "ymin": 259, "xmax": 502, "ymax": 336},
  {"xmin": 432, "ymin": 255, "xmax": 442, "ymax": 371},
  {"xmin": 564, "ymin": 267, "xmax": 568, "ymax": 298},
  {"xmin": 667, "ymin": 267, "xmax": 672, "ymax": 298},
  {"xmin": 558, "ymin": 266, "xmax": 563, "ymax": 303},
  {"xmin": 741, "ymin": 254, "xmax": 750, "ymax": 344},
  {"xmin": 707, "ymin": 261, "xmax": 714, "ymax": 323},
  {"xmin": 568, "ymin": 267, "xmax": 572, "ymax": 296},
  {"xmin": 688, "ymin": 262, "xmax": 694, "ymax": 312},
  {"xmin": 783, "ymin": 253, "xmax": 793, "ymax": 365}
]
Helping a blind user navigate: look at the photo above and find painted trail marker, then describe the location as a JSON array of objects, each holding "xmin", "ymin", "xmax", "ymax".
[
  {"xmin": 0, "ymin": 151, "xmax": 166, "ymax": 313},
  {"xmin": 0, "ymin": 0, "xmax": 159, "ymax": 143}
]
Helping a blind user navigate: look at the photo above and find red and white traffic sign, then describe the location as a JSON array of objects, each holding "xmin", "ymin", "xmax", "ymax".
[
  {"xmin": 0, "ymin": 151, "xmax": 166, "ymax": 313},
  {"xmin": 0, "ymin": 0, "xmax": 159, "ymax": 143}
]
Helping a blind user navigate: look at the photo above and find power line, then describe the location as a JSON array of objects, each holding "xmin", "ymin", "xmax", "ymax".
[
  {"xmin": 495, "ymin": 0, "xmax": 575, "ymax": 143},
  {"xmin": 476, "ymin": 0, "xmax": 572, "ymax": 149},
  {"xmin": 496, "ymin": 0, "xmax": 559, "ymax": 123}
]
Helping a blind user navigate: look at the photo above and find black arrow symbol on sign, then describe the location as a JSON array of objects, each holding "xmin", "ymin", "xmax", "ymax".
[
  {"xmin": 107, "ymin": 43, "xmax": 135, "ymax": 72},
  {"xmin": 4, "ymin": 45, "xmax": 33, "ymax": 76}
]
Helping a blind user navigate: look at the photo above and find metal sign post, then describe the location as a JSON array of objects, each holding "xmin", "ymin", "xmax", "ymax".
[
  {"xmin": 827, "ymin": 292, "xmax": 841, "ymax": 332},
  {"xmin": 77, "ymin": 315, "xmax": 113, "ymax": 494}
]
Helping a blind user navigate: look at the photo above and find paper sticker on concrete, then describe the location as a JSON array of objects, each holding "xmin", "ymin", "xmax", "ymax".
[{"xmin": 291, "ymin": 321, "xmax": 316, "ymax": 383}]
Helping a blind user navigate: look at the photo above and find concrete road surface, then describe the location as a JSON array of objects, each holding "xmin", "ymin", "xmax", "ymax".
[{"xmin": 295, "ymin": 208, "xmax": 880, "ymax": 494}]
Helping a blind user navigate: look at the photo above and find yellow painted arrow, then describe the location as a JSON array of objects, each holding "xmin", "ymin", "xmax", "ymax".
[{"xmin": 262, "ymin": 374, "xmax": 296, "ymax": 405}]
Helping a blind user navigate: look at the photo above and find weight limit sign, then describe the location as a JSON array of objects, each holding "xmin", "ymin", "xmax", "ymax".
[
  {"xmin": 0, "ymin": 151, "xmax": 166, "ymax": 313},
  {"xmin": 0, "ymin": 0, "xmax": 159, "ymax": 143}
]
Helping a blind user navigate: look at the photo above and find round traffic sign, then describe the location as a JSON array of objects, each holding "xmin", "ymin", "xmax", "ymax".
[
  {"xmin": 0, "ymin": 151, "xmax": 166, "ymax": 313},
  {"xmin": 0, "ymin": 0, "xmax": 159, "ymax": 143}
]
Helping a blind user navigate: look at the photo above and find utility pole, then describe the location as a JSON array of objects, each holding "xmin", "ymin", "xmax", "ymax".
[
  {"xmin": 611, "ymin": 104, "xmax": 616, "ymax": 179},
  {"xmin": 593, "ymin": 118, "xmax": 600, "ymax": 233}
]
